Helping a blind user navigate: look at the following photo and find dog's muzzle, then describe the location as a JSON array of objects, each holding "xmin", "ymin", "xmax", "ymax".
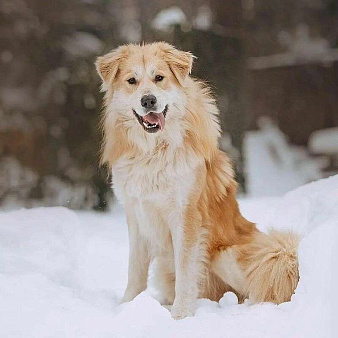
[{"xmin": 133, "ymin": 105, "xmax": 168, "ymax": 133}]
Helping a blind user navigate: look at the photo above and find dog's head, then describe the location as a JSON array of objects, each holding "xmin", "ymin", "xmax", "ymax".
[{"xmin": 96, "ymin": 42, "xmax": 194, "ymax": 136}]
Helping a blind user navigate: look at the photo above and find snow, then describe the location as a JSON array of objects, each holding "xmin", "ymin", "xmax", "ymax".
[
  {"xmin": 280, "ymin": 24, "xmax": 330, "ymax": 60},
  {"xmin": 0, "ymin": 157, "xmax": 38, "ymax": 207},
  {"xmin": 1, "ymin": 176, "xmax": 338, "ymax": 337},
  {"xmin": 0, "ymin": 156, "xmax": 98, "ymax": 210},
  {"xmin": 62, "ymin": 32, "xmax": 103, "ymax": 57},
  {"xmin": 193, "ymin": 6, "xmax": 212, "ymax": 31},
  {"xmin": 247, "ymin": 24, "xmax": 338, "ymax": 69},
  {"xmin": 309, "ymin": 127, "xmax": 338, "ymax": 155},
  {"xmin": 152, "ymin": 7, "xmax": 188, "ymax": 32},
  {"xmin": 243, "ymin": 117, "xmax": 326, "ymax": 197}
]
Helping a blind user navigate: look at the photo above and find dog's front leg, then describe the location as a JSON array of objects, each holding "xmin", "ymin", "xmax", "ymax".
[
  {"xmin": 170, "ymin": 208, "xmax": 201, "ymax": 320},
  {"xmin": 121, "ymin": 207, "xmax": 150, "ymax": 303}
]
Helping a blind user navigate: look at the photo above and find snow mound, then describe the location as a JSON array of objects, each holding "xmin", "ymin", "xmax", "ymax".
[{"xmin": 1, "ymin": 176, "xmax": 337, "ymax": 337}]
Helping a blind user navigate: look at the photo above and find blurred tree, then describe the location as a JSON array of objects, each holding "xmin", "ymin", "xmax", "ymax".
[
  {"xmin": 0, "ymin": 0, "xmax": 121, "ymax": 209},
  {"xmin": 1, "ymin": 0, "xmax": 337, "ymax": 207}
]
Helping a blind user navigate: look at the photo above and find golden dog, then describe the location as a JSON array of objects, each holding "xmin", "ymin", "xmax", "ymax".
[{"xmin": 95, "ymin": 42, "xmax": 299, "ymax": 320}]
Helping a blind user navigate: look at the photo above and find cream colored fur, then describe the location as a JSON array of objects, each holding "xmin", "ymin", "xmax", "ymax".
[{"xmin": 95, "ymin": 42, "xmax": 300, "ymax": 319}]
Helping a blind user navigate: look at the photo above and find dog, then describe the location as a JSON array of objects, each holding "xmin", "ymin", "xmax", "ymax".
[{"xmin": 95, "ymin": 42, "xmax": 300, "ymax": 320}]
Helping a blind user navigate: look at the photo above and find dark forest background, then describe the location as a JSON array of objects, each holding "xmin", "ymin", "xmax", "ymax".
[{"xmin": 1, "ymin": 0, "xmax": 337, "ymax": 210}]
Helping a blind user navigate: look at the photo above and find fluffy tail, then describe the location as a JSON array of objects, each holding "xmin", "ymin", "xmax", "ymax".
[{"xmin": 212, "ymin": 230, "xmax": 300, "ymax": 304}]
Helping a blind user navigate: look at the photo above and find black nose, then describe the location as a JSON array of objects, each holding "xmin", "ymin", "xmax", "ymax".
[{"xmin": 141, "ymin": 95, "xmax": 157, "ymax": 109}]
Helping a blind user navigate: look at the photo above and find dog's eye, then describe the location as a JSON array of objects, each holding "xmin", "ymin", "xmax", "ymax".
[
  {"xmin": 155, "ymin": 75, "xmax": 164, "ymax": 82},
  {"xmin": 127, "ymin": 77, "xmax": 136, "ymax": 85}
]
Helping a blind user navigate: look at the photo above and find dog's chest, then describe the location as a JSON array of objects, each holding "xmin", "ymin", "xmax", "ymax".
[
  {"xmin": 112, "ymin": 148, "xmax": 200, "ymax": 203},
  {"xmin": 112, "ymin": 148, "xmax": 201, "ymax": 255}
]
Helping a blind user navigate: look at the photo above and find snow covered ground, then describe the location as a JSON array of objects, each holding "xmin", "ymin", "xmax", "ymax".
[
  {"xmin": 1, "ymin": 176, "xmax": 337, "ymax": 337},
  {"xmin": 243, "ymin": 118, "xmax": 327, "ymax": 197}
]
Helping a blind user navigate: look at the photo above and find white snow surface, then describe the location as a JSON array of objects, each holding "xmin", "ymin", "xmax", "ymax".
[
  {"xmin": 309, "ymin": 127, "xmax": 338, "ymax": 154},
  {"xmin": 1, "ymin": 176, "xmax": 338, "ymax": 337},
  {"xmin": 243, "ymin": 121, "xmax": 325, "ymax": 197}
]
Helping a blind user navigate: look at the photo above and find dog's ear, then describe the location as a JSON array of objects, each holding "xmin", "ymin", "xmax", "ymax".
[
  {"xmin": 160, "ymin": 43, "xmax": 195, "ymax": 86},
  {"xmin": 95, "ymin": 46, "xmax": 128, "ymax": 90}
]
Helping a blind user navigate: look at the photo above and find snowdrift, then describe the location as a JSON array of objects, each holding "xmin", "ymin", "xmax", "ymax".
[{"xmin": 1, "ymin": 176, "xmax": 337, "ymax": 337}]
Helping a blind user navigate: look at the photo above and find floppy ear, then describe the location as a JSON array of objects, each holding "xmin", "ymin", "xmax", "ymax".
[
  {"xmin": 161, "ymin": 43, "xmax": 195, "ymax": 86},
  {"xmin": 95, "ymin": 46, "xmax": 127, "ymax": 90}
]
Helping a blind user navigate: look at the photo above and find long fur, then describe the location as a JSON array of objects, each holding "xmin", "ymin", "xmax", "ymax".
[
  {"xmin": 95, "ymin": 42, "xmax": 300, "ymax": 318},
  {"xmin": 239, "ymin": 230, "xmax": 300, "ymax": 303}
]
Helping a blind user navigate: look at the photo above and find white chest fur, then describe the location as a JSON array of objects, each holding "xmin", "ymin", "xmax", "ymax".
[
  {"xmin": 112, "ymin": 146, "xmax": 200, "ymax": 204},
  {"xmin": 112, "ymin": 146, "xmax": 201, "ymax": 255}
]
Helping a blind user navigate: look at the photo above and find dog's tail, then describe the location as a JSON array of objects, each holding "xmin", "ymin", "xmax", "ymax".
[{"xmin": 212, "ymin": 230, "xmax": 300, "ymax": 304}]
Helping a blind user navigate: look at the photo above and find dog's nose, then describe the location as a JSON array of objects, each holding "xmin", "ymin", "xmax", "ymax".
[{"xmin": 141, "ymin": 95, "xmax": 157, "ymax": 109}]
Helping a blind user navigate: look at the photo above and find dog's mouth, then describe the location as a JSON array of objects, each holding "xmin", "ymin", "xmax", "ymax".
[{"xmin": 133, "ymin": 105, "xmax": 168, "ymax": 133}]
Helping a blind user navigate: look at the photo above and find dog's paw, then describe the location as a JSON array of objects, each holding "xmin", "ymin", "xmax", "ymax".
[
  {"xmin": 120, "ymin": 287, "xmax": 141, "ymax": 304},
  {"xmin": 120, "ymin": 294, "xmax": 132, "ymax": 304},
  {"xmin": 171, "ymin": 303, "xmax": 194, "ymax": 320},
  {"xmin": 162, "ymin": 304, "xmax": 172, "ymax": 311}
]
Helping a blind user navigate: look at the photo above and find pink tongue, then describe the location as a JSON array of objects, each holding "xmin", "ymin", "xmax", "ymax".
[{"xmin": 143, "ymin": 112, "xmax": 165, "ymax": 131}]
